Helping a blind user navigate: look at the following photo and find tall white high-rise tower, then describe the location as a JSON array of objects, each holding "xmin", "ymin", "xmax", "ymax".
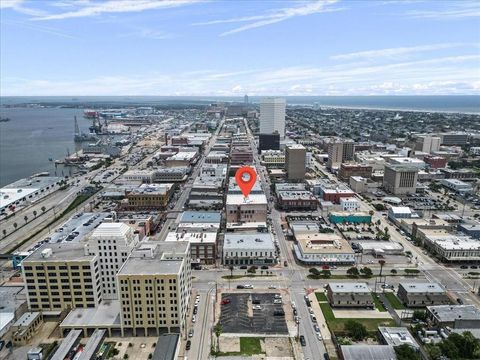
[{"xmin": 260, "ymin": 97, "xmax": 286, "ymax": 137}]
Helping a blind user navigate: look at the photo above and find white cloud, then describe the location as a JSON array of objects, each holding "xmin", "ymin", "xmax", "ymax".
[
  {"xmin": 30, "ymin": 0, "xmax": 202, "ymax": 21},
  {"xmin": 405, "ymin": 2, "xmax": 480, "ymax": 19},
  {"xmin": 0, "ymin": 0, "xmax": 48, "ymax": 16},
  {"xmin": 193, "ymin": 0, "xmax": 343, "ymax": 36},
  {"xmin": 331, "ymin": 43, "xmax": 468, "ymax": 61},
  {"xmin": 1, "ymin": 19, "xmax": 78, "ymax": 39}
]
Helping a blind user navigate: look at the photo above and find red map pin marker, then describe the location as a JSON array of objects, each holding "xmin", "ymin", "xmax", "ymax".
[{"xmin": 235, "ymin": 166, "xmax": 257, "ymax": 198}]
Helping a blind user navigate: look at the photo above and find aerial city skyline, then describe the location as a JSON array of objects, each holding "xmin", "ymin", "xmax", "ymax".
[{"xmin": 1, "ymin": 1, "xmax": 480, "ymax": 360}]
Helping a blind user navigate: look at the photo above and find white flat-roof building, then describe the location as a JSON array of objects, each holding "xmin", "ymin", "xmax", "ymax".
[
  {"xmin": 378, "ymin": 327, "xmax": 419, "ymax": 349},
  {"xmin": 223, "ymin": 232, "xmax": 276, "ymax": 266},
  {"xmin": 226, "ymin": 194, "xmax": 268, "ymax": 224},
  {"xmin": 339, "ymin": 197, "xmax": 360, "ymax": 212},
  {"xmin": 86, "ymin": 222, "xmax": 139, "ymax": 300},
  {"xmin": 293, "ymin": 233, "xmax": 355, "ymax": 265},
  {"xmin": 440, "ymin": 179, "xmax": 474, "ymax": 193}
]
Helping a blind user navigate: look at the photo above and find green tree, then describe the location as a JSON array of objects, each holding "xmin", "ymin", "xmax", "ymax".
[
  {"xmin": 41, "ymin": 205, "xmax": 46, "ymax": 213},
  {"xmin": 412, "ymin": 310, "xmax": 427, "ymax": 321},
  {"xmin": 347, "ymin": 267, "xmax": 359, "ymax": 277},
  {"xmin": 247, "ymin": 265, "xmax": 257, "ymax": 274},
  {"xmin": 394, "ymin": 344, "xmax": 421, "ymax": 360},
  {"xmin": 378, "ymin": 260, "xmax": 386, "ymax": 277},
  {"xmin": 320, "ymin": 269, "xmax": 331, "ymax": 278},
  {"xmin": 344, "ymin": 320, "xmax": 368, "ymax": 341},
  {"xmin": 390, "ymin": 269, "xmax": 397, "ymax": 275},
  {"xmin": 360, "ymin": 267, "xmax": 373, "ymax": 277}
]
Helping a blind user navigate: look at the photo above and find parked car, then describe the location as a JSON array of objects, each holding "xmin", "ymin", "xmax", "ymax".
[
  {"xmin": 273, "ymin": 299, "xmax": 282, "ymax": 304},
  {"xmin": 284, "ymin": 261, "xmax": 288, "ymax": 267},
  {"xmin": 221, "ymin": 299, "xmax": 230, "ymax": 305},
  {"xmin": 261, "ymin": 265, "xmax": 269, "ymax": 269},
  {"xmin": 274, "ymin": 310, "xmax": 285, "ymax": 316},
  {"xmin": 236, "ymin": 285, "xmax": 245, "ymax": 289},
  {"xmin": 268, "ymin": 285, "xmax": 277, "ymax": 289},
  {"xmin": 274, "ymin": 294, "xmax": 282, "ymax": 299},
  {"xmin": 253, "ymin": 305, "xmax": 262, "ymax": 310},
  {"xmin": 300, "ymin": 335, "xmax": 306, "ymax": 346},
  {"xmin": 316, "ymin": 332, "xmax": 323, "ymax": 341},
  {"xmin": 186, "ymin": 340, "xmax": 191, "ymax": 350},
  {"xmin": 244, "ymin": 284, "xmax": 253, "ymax": 289},
  {"xmin": 460, "ymin": 265, "xmax": 468, "ymax": 269},
  {"xmin": 311, "ymin": 315, "xmax": 317, "ymax": 322},
  {"xmin": 314, "ymin": 324, "xmax": 320, "ymax": 332},
  {"xmin": 240, "ymin": 265, "xmax": 247, "ymax": 269},
  {"xmin": 192, "ymin": 315, "xmax": 196, "ymax": 323},
  {"xmin": 188, "ymin": 329, "xmax": 194, "ymax": 337}
]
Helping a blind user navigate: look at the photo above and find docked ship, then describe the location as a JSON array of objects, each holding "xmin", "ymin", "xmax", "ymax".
[{"xmin": 74, "ymin": 116, "xmax": 98, "ymax": 143}]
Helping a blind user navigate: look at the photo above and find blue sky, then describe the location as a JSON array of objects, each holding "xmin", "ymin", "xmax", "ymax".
[{"xmin": 1, "ymin": 0, "xmax": 479, "ymax": 96}]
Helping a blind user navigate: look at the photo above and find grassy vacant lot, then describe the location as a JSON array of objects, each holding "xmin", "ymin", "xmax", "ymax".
[
  {"xmin": 372, "ymin": 293, "xmax": 387, "ymax": 312},
  {"xmin": 318, "ymin": 298, "xmax": 395, "ymax": 334},
  {"xmin": 316, "ymin": 292, "xmax": 328, "ymax": 302},
  {"xmin": 384, "ymin": 292, "xmax": 405, "ymax": 310},
  {"xmin": 216, "ymin": 337, "xmax": 265, "ymax": 356}
]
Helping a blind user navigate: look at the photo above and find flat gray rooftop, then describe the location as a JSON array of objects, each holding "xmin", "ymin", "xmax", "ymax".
[
  {"xmin": 50, "ymin": 329, "xmax": 82, "ymax": 360},
  {"xmin": 428, "ymin": 305, "xmax": 480, "ymax": 322},
  {"xmin": 78, "ymin": 329, "xmax": 106, "ymax": 360},
  {"xmin": 224, "ymin": 233, "xmax": 275, "ymax": 250},
  {"xmin": 378, "ymin": 327, "xmax": 419, "ymax": 348},
  {"xmin": 24, "ymin": 243, "xmax": 94, "ymax": 263},
  {"xmin": 179, "ymin": 211, "xmax": 221, "ymax": 223},
  {"xmin": 152, "ymin": 334, "xmax": 179, "ymax": 360},
  {"xmin": 399, "ymin": 282, "xmax": 444, "ymax": 293},
  {"xmin": 61, "ymin": 301, "xmax": 121, "ymax": 328},
  {"xmin": 118, "ymin": 242, "xmax": 188, "ymax": 275},
  {"xmin": 328, "ymin": 282, "xmax": 370, "ymax": 293},
  {"xmin": 341, "ymin": 345, "xmax": 396, "ymax": 360}
]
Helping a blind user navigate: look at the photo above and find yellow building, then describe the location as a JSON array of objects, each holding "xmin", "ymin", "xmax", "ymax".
[
  {"xmin": 22, "ymin": 244, "xmax": 102, "ymax": 312},
  {"xmin": 125, "ymin": 183, "xmax": 174, "ymax": 210},
  {"xmin": 117, "ymin": 241, "xmax": 191, "ymax": 337}
]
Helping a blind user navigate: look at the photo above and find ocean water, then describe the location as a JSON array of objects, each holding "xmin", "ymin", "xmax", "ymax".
[
  {"xmin": 0, "ymin": 107, "xmax": 88, "ymax": 186},
  {"xmin": 0, "ymin": 96, "xmax": 479, "ymax": 186}
]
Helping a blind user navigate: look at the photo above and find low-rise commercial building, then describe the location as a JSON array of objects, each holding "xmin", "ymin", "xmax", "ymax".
[
  {"xmin": 339, "ymin": 197, "xmax": 360, "ymax": 211},
  {"xmin": 223, "ymin": 232, "xmax": 276, "ymax": 266},
  {"xmin": 326, "ymin": 282, "xmax": 373, "ymax": 308},
  {"xmin": 124, "ymin": 183, "xmax": 174, "ymax": 210},
  {"xmin": 341, "ymin": 345, "xmax": 396, "ymax": 360},
  {"xmin": 293, "ymin": 233, "xmax": 355, "ymax": 265},
  {"xmin": 417, "ymin": 229, "xmax": 480, "ymax": 262},
  {"xmin": 397, "ymin": 282, "xmax": 449, "ymax": 308},
  {"xmin": 338, "ymin": 163, "xmax": 373, "ymax": 181},
  {"xmin": 349, "ymin": 176, "xmax": 380, "ymax": 194},
  {"xmin": 277, "ymin": 191, "xmax": 317, "ymax": 211},
  {"xmin": 11, "ymin": 312, "xmax": 43, "ymax": 345},
  {"xmin": 261, "ymin": 150, "xmax": 285, "ymax": 167},
  {"xmin": 387, "ymin": 206, "xmax": 420, "ymax": 222},
  {"xmin": 424, "ymin": 155, "xmax": 447, "ymax": 169},
  {"xmin": 427, "ymin": 305, "xmax": 480, "ymax": 328},
  {"xmin": 378, "ymin": 327, "xmax": 419, "ymax": 349},
  {"xmin": 328, "ymin": 211, "xmax": 372, "ymax": 224},
  {"xmin": 440, "ymin": 179, "xmax": 473, "ymax": 194},
  {"xmin": 165, "ymin": 232, "xmax": 217, "ymax": 265},
  {"xmin": 311, "ymin": 179, "xmax": 355, "ymax": 203},
  {"xmin": 225, "ymin": 194, "xmax": 267, "ymax": 224}
]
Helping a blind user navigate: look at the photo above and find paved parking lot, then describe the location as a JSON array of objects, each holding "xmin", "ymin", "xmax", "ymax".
[{"xmin": 219, "ymin": 293, "xmax": 289, "ymax": 334}]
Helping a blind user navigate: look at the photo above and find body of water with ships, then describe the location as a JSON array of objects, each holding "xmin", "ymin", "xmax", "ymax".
[{"xmin": 1, "ymin": 95, "xmax": 479, "ymax": 187}]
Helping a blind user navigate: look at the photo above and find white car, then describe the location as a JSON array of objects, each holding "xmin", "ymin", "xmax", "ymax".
[
  {"xmin": 253, "ymin": 305, "xmax": 262, "ymax": 310},
  {"xmin": 291, "ymin": 301, "xmax": 296, "ymax": 309},
  {"xmin": 273, "ymin": 299, "xmax": 282, "ymax": 304},
  {"xmin": 268, "ymin": 285, "xmax": 277, "ymax": 289},
  {"xmin": 274, "ymin": 294, "xmax": 282, "ymax": 299},
  {"xmin": 244, "ymin": 284, "xmax": 253, "ymax": 289},
  {"xmin": 316, "ymin": 332, "xmax": 322, "ymax": 340},
  {"xmin": 192, "ymin": 315, "xmax": 196, "ymax": 323},
  {"xmin": 308, "ymin": 308, "xmax": 314, "ymax": 314}
]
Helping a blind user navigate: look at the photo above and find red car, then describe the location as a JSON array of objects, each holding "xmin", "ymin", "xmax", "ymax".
[
  {"xmin": 221, "ymin": 299, "xmax": 231, "ymax": 305},
  {"xmin": 322, "ymin": 265, "xmax": 330, "ymax": 270}
]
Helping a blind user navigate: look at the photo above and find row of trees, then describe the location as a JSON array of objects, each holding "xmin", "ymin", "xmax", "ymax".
[{"xmin": 426, "ymin": 331, "xmax": 480, "ymax": 360}]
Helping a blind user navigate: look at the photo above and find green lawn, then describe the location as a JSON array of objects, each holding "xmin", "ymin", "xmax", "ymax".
[
  {"xmin": 214, "ymin": 337, "xmax": 265, "ymax": 356},
  {"xmin": 317, "ymin": 295, "xmax": 395, "ymax": 334},
  {"xmin": 384, "ymin": 292, "xmax": 405, "ymax": 310},
  {"xmin": 372, "ymin": 293, "xmax": 387, "ymax": 312},
  {"xmin": 316, "ymin": 292, "xmax": 328, "ymax": 302},
  {"xmin": 240, "ymin": 337, "xmax": 264, "ymax": 355}
]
